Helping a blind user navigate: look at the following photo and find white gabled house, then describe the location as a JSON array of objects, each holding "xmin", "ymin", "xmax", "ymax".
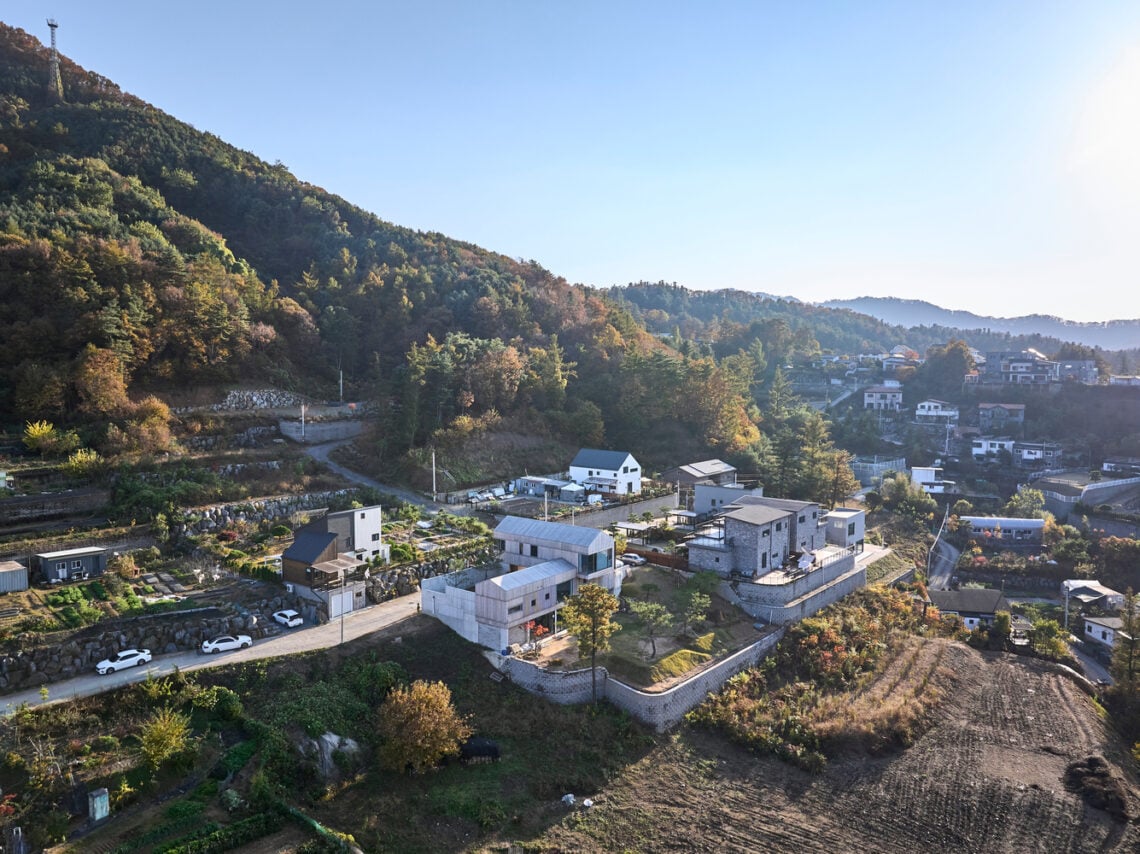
[
  {"xmin": 422, "ymin": 516, "xmax": 624, "ymax": 651},
  {"xmin": 569, "ymin": 448, "xmax": 642, "ymax": 495}
]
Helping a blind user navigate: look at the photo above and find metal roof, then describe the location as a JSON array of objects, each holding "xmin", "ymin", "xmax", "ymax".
[
  {"xmin": 35, "ymin": 546, "xmax": 106, "ymax": 559},
  {"xmin": 929, "ymin": 588, "xmax": 1010, "ymax": 615},
  {"xmin": 729, "ymin": 496, "xmax": 816, "ymax": 513},
  {"xmin": 570, "ymin": 448, "xmax": 635, "ymax": 471},
  {"xmin": 494, "ymin": 515, "xmax": 612, "ymax": 551},
  {"xmin": 679, "ymin": 459, "xmax": 735, "ymax": 478},
  {"xmin": 284, "ymin": 531, "xmax": 337, "ymax": 564},
  {"xmin": 488, "ymin": 559, "xmax": 576, "ymax": 591}
]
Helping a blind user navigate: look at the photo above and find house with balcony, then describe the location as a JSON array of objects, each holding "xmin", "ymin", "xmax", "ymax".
[
  {"xmin": 977, "ymin": 403, "xmax": 1025, "ymax": 433},
  {"xmin": 421, "ymin": 516, "xmax": 623, "ymax": 651},
  {"xmin": 1013, "ymin": 440, "xmax": 1063, "ymax": 470},
  {"xmin": 863, "ymin": 382, "xmax": 903, "ymax": 411},
  {"xmin": 984, "ymin": 349, "xmax": 1059, "ymax": 385},
  {"xmin": 281, "ymin": 530, "xmax": 367, "ymax": 618},
  {"xmin": 569, "ymin": 448, "xmax": 642, "ymax": 496},
  {"xmin": 911, "ymin": 466, "xmax": 956, "ymax": 494},
  {"xmin": 915, "ymin": 399, "xmax": 959, "ymax": 425},
  {"xmin": 972, "ymin": 437, "xmax": 1015, "ymax": 464}
]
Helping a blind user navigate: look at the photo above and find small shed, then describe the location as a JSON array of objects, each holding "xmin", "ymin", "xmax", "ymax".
[
  {"xmin": 34, "ymin": 546, "xmax": 108, "ymax": 583},
  {"xmin": 0, "ymin": 560, "xmax": 29, "ymax": 593}
]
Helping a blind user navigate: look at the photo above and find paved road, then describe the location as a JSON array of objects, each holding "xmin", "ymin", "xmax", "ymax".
[
  {"xmin": 304, "ymin": 440, "xmax": 447, "ymax": 512},
  {"xmin": 1, "ymin": 592, "xmax": 422, "ymax": 716},
  {"xmin": 926, "ymin": 539, "xmax": 960, "ymax": 591}
]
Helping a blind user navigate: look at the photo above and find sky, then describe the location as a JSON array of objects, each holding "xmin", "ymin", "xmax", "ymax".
[{"xmin": 5, "ymin": 2, "xmax": 1140, "ymax": 322}]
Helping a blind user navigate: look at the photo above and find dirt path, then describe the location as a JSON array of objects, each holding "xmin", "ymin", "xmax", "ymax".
[{"xmin": 527, "ymin": 641, "xmax": 1140, "ymax": 853}]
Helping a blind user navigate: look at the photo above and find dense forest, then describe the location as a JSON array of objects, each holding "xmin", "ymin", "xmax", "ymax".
[{"xmin": 0, "ymin": 21, "xmax": 1119, "ymax": 502}]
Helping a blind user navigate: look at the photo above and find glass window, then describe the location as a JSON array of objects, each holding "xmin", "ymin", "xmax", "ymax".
[
  {"xmin": 508, "ymin": 604, "xmax": 523, "ymax": 615},
  {"xmin": 530, "ymin": 545, "xmax": 538, "ymax": 557}
]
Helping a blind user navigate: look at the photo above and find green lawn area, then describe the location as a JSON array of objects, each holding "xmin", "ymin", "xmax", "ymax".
[{"xmin": 590, "ymin": 566, "xmax": 756, "ymax": 688}]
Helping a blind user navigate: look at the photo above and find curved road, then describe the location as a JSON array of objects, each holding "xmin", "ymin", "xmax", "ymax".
[
  {"xmin": 304, "ymin": 440, "xmax": 447, "ymax": 512},
  {"xmin": 1, "ymin": 592, "xmax": 421, "ymax": 716},
  {"xmin": 926, "ymin": 539, "xmax": 960, "ymax": 591}
]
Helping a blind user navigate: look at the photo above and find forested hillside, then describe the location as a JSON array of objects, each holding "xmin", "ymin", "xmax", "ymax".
[
  {"xmin": 610, "ymin": 282, "xmax": 1099, "ymax": 360},
  {"xmin": 0, "ymin": 21, "xmax": 857, "ymax": 499}
]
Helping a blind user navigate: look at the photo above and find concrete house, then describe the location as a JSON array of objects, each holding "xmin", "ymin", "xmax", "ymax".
[
  {"xmin": 422, "ymin": 516, "xmax": 624, "ymax": 651},
  {"xmin": 298, "ymin": 505, "xmax": 388, "ymax": 563},
  {"xmin": 825, "ymin": 508, "xmax": 865, "ymax": 550},
  {"xmin": 728, "ymin": 496, "xmax": 825, "ymax": 555},
  {"xmin": 35, "ymin": 546, "xmax": 107, "ymax": 583},
  {"xmin": 1012, "ymin": 441, "xmax": 1063, "ymax": 469},
  {"xmin": 688, "ymin": 496, "xmax": 825, "ymax": 578},
  {"xmin": 693, "ymin": 483, "xmax": 764, "ymax": 518},
  {"xmin": 928, "ymin": 588, "xmax": 1011, "ymax": 631},
  {"xmin": 1083, "ymin": 616, "xmax": 1125, "ymax": 650},
  {"xmin": 911, "ymin": 466, "xmax": 956, "ymax": 494},
  {"xmin": 972, "ymin": 437, "xmax": 1015, "ymax": 464},
  {"xmin": 864, "ymin": 384, "xmax": 904, "ymax": 411},
  {"xmin": 569, "ymin": 448, "xmax": 642, "ymax": 495}
]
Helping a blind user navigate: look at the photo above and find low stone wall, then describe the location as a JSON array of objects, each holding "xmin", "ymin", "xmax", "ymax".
[
  {"xmin": 0, "ymin": 596, "xmax": 297, "ymax": 692},
  {"xmin": 491, "ymin": 629, "xmax": 785, "ymax": 731}
]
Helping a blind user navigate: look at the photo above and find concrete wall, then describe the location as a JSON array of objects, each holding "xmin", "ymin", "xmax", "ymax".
[
  {"xmin": 568, "ymin": 492, "xmax": 680, "ymax": 530},
  {"xmin": 731, "ymin": 553, "xmax": 864, "ymax": 625},
  {"xmin": 491, "ymin": 629, "xmax": 785, "ymax": 731},
  {"xmin": 278, "ymin": 419, "xmax": 365, "ymax": 444},
  {"xmin": 420, "ymin": 568, "xmax": 498, "ymax": 645}
]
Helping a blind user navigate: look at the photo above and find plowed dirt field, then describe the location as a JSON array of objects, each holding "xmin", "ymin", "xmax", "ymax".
[{"xmin": 529, "ymin": 640, "xmax": 1140, "ymax": 853}]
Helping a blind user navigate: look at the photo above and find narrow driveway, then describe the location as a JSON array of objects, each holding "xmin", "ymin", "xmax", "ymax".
[{"xmin": 1, "ymin": 592, "xmax": 421, "ymax": 716}]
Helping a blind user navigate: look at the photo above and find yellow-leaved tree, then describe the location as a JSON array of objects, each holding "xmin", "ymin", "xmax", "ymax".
[{"xmin": 376, "ymin": 680, "xmax": 471, "ymax": 773}]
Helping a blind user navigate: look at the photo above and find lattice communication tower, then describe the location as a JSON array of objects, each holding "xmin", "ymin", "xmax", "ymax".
[{"xmin": 46, "ymin": 18, "xmax": 64, "ymax": 102}]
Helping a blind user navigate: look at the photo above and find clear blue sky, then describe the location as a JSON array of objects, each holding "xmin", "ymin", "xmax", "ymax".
[{"xmin": 6, "ymin": 2, "xmax": 1140, "ymax": 322}]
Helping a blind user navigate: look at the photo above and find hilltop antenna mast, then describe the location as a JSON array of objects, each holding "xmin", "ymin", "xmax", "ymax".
[{"xmin": 46, "ymin": 19, "xmax": 64, "ymax": 102}]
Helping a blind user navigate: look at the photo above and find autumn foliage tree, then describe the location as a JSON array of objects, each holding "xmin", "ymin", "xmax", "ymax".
[
  {"xmin": 376, "ymin": 680, "xmax": 472, "ymax": 773},
  {"xmin": 559, "ymin": 583, "xmax": 621, "ymax": 703}
]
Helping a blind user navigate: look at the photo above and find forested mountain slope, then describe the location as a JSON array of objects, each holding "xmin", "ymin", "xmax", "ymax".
[{"xmin": 0, "ymin": 22, "xmax": 764, "ymax": 476}]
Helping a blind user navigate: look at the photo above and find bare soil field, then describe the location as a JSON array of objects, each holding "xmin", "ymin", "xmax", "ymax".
[{"xmin": 524, "ymin": 640, "xmax": 1140, "ymax": 854}]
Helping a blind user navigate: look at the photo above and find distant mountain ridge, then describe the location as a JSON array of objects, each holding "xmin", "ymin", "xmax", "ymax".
[{"xmin": 820, "ymin": 297, "xmax": 1140, "ymax": 352}]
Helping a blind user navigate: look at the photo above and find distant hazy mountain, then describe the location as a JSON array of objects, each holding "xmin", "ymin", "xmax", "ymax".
[{"xmin": 821, "ymin": 297, "xmax": 1140, "ymax": 352}]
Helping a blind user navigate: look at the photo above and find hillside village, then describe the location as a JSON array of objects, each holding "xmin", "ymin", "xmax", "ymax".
[{"xmin": 1, "ymin": 16, "xmax": 1140, "ymax": 853}]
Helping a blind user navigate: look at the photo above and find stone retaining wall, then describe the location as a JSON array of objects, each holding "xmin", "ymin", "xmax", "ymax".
[{"xmin": 0, "ymin": 595, "xmax": 299, "ymax": 692}]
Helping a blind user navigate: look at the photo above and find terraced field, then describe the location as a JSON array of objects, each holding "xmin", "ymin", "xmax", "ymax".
[{"xmin": 528, "ymin": 641, "xmax": 1140, "ymax": 853}]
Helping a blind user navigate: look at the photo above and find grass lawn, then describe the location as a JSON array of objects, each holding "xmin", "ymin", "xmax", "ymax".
[{"xmin": 573, "ymin": 566, "xmax": 758, "ymax": 689}]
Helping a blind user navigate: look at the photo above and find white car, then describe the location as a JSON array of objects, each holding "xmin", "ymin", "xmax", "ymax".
[
  {"xmin": 200, "ymin": 634, "xmax": 253, "ymax": 654},
  {"xmin": 96, "ymin": 648, "xmax": 152, "ymax": 675},
  {"xmin": 273, "ymin": 609, "xmax": 303, "ymax": 628},
  {"xmin": 621, "ymin": 554, "xmax": 647, "ymax": 566}
]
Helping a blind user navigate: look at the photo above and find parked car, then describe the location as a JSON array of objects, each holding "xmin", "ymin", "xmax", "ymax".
[
  {"xmin": 621, "ymin": 554, "xmax": 647, "ymax": 566},
  {"xmin": 200, "ymin": 634, "xmax": 253, "ymax": 654},
  {"xmin": 273, "ymin": 609, "xmax": 303, "ymax": 628},
  {"xmin": 95, "ymin": 648, "xmax": 152, "ymax": 675}
]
